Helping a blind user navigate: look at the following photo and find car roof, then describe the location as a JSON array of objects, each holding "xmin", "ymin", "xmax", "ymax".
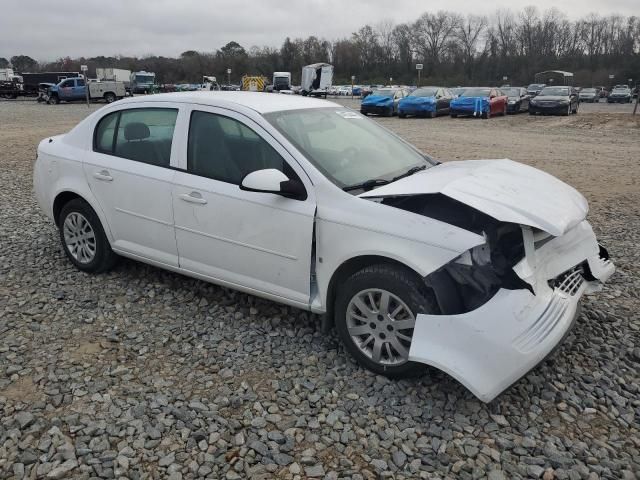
[{"xmin": 113, "ymin": 91, "xmax": 342, "ymax": 114}]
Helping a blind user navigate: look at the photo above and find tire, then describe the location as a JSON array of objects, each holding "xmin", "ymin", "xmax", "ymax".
[
  {"xmin": 386, "ymin": 107, "xmax": 394, "ymax": 117},
  {"xmin": 572, "ymin": 103, "xmax": 578, "ymax": 114},
  {"xmin": 49, "ymin": 95, "xmax": 60, "ymax": 105},
  {"xmin": 429, "ymin": 110, "xmax": 436, "ymax": 118},
  {"xmin": 360, "ymin": 111, "xmax": 368, "ymax": 116},
  {"xmin": 529, "ymin": 110, "xmax": 535, "ymax": 115},
  {"xmin": 398, "ymin": 112, "xmax": 406, "ymax": 118},
  {"xmin": 450, "ymin": 113, "xmax": 457, "ymax": 118},
  {"xmin": 104, "ymin": 92, "xmax": 116, "ymax": 103},
  {"xmin": 334, "ymin": 264, "xmax": 439, "ymax": 378},
  {"xmin": 481, "ymin": 110, "xmax": 490, "ymax": 119},
  {"xmin": 58, "ymin": 198, "xmax": 117, "ymax": 273},
  {"xmin": 563, "ymin": 104, "xmax": 571, "ymax": 116},
  {"xmin": 502, "ymin": 104, "xmax": 507, "ymax": 116}
]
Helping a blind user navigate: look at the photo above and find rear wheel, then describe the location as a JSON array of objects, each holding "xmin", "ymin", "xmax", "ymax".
[
  {"xmin": 335, "ymin": 264, "xmax": 438, "ymax": 377},
  {"xmin": 104, "ymin": 92, "xmax": 116, "ymax": 103},
  {"xmin": 58, "ymin": 199, "xmax": 117, "ymax": 273}
]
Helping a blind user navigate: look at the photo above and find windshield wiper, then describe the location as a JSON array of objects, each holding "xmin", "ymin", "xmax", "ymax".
[
  {"xmin": 343, "ymin": 165, "xmax": 428, "ymax": 192},
  {"xmin": 343, "ymin": 178, "xmax": 390, "ymax": 192},
  {"xmin": 391, "ymin": 164, "xmax": 427, "ymax": 182}
]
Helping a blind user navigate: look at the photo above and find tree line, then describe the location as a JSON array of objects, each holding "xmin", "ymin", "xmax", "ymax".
[{"xmin": 2, "ymin": 7, "xmax": 639, "ymax": 87}]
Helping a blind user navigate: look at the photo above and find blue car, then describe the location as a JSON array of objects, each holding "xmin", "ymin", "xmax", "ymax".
[
  {"xmin": 360, "ymin": 87, "xmax": 407, "ymax": 116},
  {"xmin": 398, "ymin": 87, "xmax": 454, "ymax": 118},
  {"xmin": 449, "ymin": 87, "xmax": 507, "ymax": 119}
]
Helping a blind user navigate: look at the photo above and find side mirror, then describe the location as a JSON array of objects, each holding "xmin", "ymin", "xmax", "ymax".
[
  {"xmin": 490, "ymin": 94, "xmax": 496, "ymax": 99},
  {"xmin": 240, "ymin": 169, "xmax": 307, "ymax": 200}
]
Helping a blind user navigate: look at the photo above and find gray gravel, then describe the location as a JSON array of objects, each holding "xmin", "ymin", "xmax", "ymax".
[{"xmin": 1, "ymin": 100, "xmax": 639, "ymax": 479}]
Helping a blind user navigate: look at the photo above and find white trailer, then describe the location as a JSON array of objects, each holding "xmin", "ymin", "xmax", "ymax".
[
  {"xmin": 96, "ymin": 68, "xmax": 131, "ymax": 83},
  {"xmin": 301, "ymin": 63, "xmax": 333, "ymax": 98}
]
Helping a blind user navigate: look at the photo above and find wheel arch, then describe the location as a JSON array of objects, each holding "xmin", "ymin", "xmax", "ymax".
[
  {"xmin": 320, "ymin": 254, "xmax": 427, "ymax": 332},
  {"xmin": 52, "ymin": 188, "xmax": 114, "ymax": 242}
]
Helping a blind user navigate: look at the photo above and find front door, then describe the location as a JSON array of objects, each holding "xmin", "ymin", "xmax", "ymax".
[
  {"xmin": 172, "ymin": 107, "xmax": 316, "ymax": 306},
  {"xmin": 84, "ymin": 105, "xmax": 181, "ymax": 266}
]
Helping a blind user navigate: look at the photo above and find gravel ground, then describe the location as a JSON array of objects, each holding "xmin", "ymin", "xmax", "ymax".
[{"xmin": 0, "ymin": 99, "xmax": 639, "ymax": 480}]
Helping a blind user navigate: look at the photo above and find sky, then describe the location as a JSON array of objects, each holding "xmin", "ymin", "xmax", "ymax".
[{"xmin": 0, "ymin": 0, "xmax": 636, "ymax": 61}]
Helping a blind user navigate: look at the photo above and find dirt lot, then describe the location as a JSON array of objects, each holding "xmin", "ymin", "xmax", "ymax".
[{"xmin": 0, "ymin": 98, "xmax": 638, "ymax": 479}]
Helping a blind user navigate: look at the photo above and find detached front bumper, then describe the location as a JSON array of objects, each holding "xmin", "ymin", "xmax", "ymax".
[{"xmin": 409, "ymin": 220, "xmax": 615, "ymax": 402}]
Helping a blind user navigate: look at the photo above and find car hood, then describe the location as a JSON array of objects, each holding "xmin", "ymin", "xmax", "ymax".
[
  {"xmin": 362, "ymin": 95, "xmax": 393, "ymax": 105},
  {"xmin": 359, "ymin": 159, "xmax": 588, "ymax": 236},
  {"xmin": 533, "ymin": 95, "xmax": 569, "ymax": 101},
  {"xmin": 400, "ymin": 96, "xmax": 435, "ymax": 104}
]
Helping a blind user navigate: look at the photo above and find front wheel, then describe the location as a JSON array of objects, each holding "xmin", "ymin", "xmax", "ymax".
[
  {"xmin": 334, "ymin": 264, "xmax": 439, "ymax": 377},
  {"xmin": 58, "ymin": 199, "xmax": 117, "ymax": 273}
]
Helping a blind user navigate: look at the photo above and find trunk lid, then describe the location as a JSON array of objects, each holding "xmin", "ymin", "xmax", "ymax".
[{"xmin": 360, "ymin": 159, "xmax": 588, "ymax": 236}]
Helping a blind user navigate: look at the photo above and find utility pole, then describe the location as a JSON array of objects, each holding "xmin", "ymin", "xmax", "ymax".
[{"xmin": 81, "ymin": 64, "xmax": 89, "ymax": 108}]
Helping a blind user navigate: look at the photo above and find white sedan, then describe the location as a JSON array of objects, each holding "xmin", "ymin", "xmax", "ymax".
[{"xmin": 33, "ymin": 92, "xmax": 615, "ymax": 402}]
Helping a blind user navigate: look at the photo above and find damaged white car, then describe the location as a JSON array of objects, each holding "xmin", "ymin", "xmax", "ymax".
[{"xmin": 33, "ymin": 92, "xmax": 615, "ymax": 402}]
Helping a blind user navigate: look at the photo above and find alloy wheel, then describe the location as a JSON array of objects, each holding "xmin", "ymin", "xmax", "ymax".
[
  {"xmin": 346, "ymin": 288, "xmax": 415, "ymax": 366},
  {"xmin": 63, "ymin": 212, "xmax": 96, "ymax": 264}
]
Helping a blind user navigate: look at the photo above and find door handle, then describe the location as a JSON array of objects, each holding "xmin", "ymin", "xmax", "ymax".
[
  {"xmin": 179, "ymin": 192, "xmax": 207, "ymax": 205},
  {"xmin": 93, "ymin": 170, "xmax": 113, "ymax": 181}
]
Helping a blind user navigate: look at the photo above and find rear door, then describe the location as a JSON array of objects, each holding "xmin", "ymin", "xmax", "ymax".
[
  {"xmin": 171, "ymin": 106, "xmax": 316, "ymax": 306},
  {"xmin": 84, "ymin": 103, "xmax": 184, "ymax": 266}
]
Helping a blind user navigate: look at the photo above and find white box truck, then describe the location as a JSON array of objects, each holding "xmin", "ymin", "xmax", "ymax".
[
  {"xmin": 272, "ymin": 71, "xmax": 291, "ymax": 92},
  {"xmin": 96, "ymin": 68, "xmax": 131, "ymax": 93},
  {"xmin": 301, "ymin": 63, "xmax": 333, "ymax": 98}
]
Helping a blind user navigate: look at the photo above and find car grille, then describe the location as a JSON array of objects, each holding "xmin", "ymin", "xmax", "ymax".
[{"xmin": 550, "ymin": 265, "xmax": 585, "ymax": 296}]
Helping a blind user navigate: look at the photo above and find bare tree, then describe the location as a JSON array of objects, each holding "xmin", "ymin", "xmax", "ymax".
[{"xmin": 457, "ymin": 15, "xmax": 487, "ymax": 80}]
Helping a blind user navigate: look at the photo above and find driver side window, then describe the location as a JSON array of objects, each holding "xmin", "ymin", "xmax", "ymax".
[{"xmin": 187, "ymin": 111, "xmax": 297, "ymax": 185}]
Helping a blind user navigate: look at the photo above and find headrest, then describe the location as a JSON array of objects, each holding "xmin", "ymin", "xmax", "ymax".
[{"xmin": 124, "ymin": 122, "xmax": 150, "ymax": 141}]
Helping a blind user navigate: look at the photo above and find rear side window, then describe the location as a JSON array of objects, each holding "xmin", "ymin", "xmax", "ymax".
[
  {"xmin": 187, "ymin": 110, "xmax": 293, "ymax": 185},
  {"xmin": 93, "ymin": 108, "xmax": 178, "ymax": 167}
]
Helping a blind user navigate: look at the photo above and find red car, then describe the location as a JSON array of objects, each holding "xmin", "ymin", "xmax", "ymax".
[{"xmin": 449, "ymin": 87, "xmax": 508, "ymax": 119}]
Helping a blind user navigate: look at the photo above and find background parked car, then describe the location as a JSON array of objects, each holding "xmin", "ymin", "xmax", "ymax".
[
  {"xmin": 398, "ymin": 86, "xmax": 453, "ymax": 118},
  {"xmin": 360, "ymin": 87, "xmax": 407, "ymax": 116},
  {"xmin": 608, "ymin": 85, "xmax": 632, "ymax": 103},
  {"xmin": 529, "ymin": 86, "xmax": 579, "ymax": 115},
  {"xmin": 596, "ymin": 86, "xmax": 609, "ymax": 98},
  {"xmin": 449, "ymin": 87, "xmax": 507, "ymax": 119},
  {"xmin": 578, "ymin": 88, "xmax": 599, "ymax": 103},
  {"xmin": 526, "ymin": 83, "xmax": 546, "ymax": 97},
  {"xmin": 501, "ymin": 87, "xmax": 530, "ymax": 113}
]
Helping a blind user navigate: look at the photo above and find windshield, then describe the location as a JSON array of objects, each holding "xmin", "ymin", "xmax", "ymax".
[
  {"xmin": 461, "ymin": 88, "xmax": 491, "ymax": 97},
  {"xmin": 612, "ymin": 87, "xmax": 629, "ymax": 92},
  {"xmin": 371, "ymin": 89, "xmax": 396, "ymax": 98},
  {"xmin": 136, "ymin": 75, "xmax": 155, "ymax": 83},
  {"xmin": 539, "ymin": 86, "xmax": 569, "ymax": 96},
  {"xmin": 410, "ymin": 87, "xmax": 438, "ymax": 97},
  {"xmin": 265, "ymin": 108, "xmax": 434, "ymax": 189},
  {"xmin": 581, "ymin": 88, "xmax": 596, "ymax": 93},
  {"xmin": 527, "ymin": 84, "xmax": 545, "ymax": 90}
]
